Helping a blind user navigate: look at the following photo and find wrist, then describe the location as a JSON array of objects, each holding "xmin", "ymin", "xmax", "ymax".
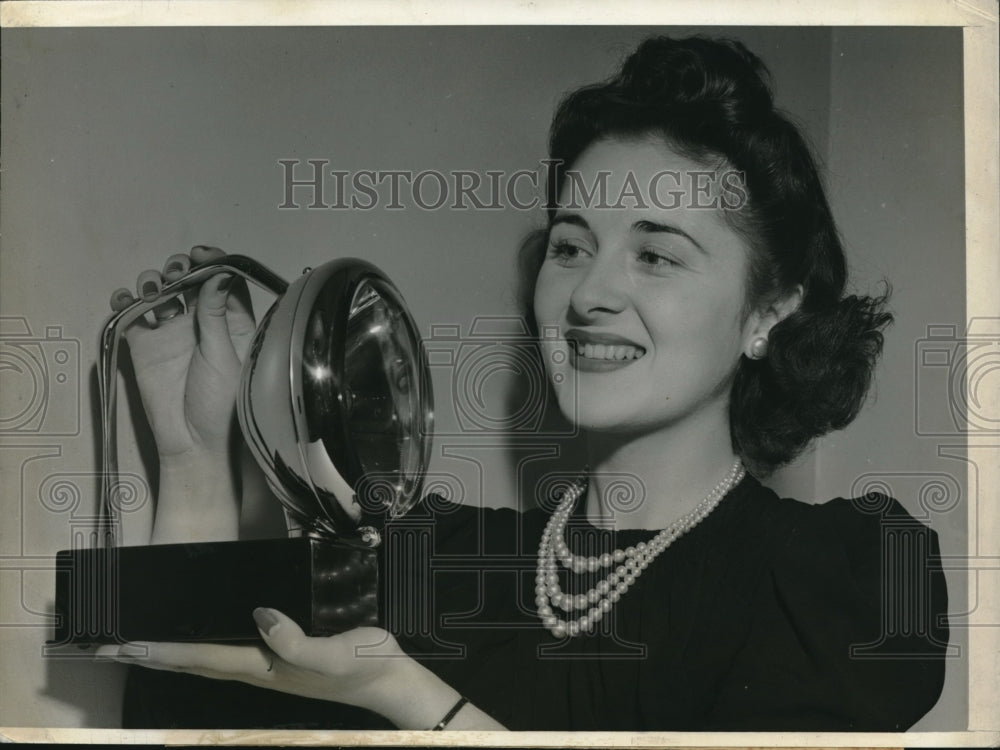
[
  {"xmin": 157, "ymin": 443, "xmax": 231, "ymax": 471},
  {"xmin": 152, "ymin": 450, "xmax": 240, "ymax": 544},
  {"xmin": 363, "ymin": 655, "xmax": 462, "ymax": 730}
]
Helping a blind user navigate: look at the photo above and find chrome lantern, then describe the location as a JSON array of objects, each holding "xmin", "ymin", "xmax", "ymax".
[{"xmin": 98, "ymin": 255, "xmax": 433, "ymax": 544}]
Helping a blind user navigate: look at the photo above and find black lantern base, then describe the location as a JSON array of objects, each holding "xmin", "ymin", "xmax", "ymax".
[{"xmin": 51, "ymin": 537, "xmax": 378, "ymax": 644}]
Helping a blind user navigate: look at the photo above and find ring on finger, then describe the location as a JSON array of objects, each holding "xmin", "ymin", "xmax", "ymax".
[{"xmin": 152, "ymin": 298, "xmax": 185, "ymax": 322}]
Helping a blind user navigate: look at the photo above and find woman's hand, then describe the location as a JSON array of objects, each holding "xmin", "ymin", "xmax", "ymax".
[
  {"xmin": 96, "ymin": 609, "xmax": 505, "ymax": 730},
  {"xmin": 111, "ymin": 246, "xmax": 258, "ymax": 544},
  {"xmin": 110, "ymin": 246, "xmax": 255, "ymax": 461}
]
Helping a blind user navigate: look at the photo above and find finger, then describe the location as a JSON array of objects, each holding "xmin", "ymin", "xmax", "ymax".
[
  {"xmin": 154, "ymin": 642, "xmax": 272, "ymax": 676},
  {"xmin": 225, "ymin": 272, "xmax": 255, "ymax": 327},
  {"xmin": 161, "ymin": 253, "xmax": 192, "ymax": 282},
  {"xmin": 195, "ymin": 272, "xmax": 241, "ymax": 364},
  {"xmin": 253, "ymin": 608, "xmax": 318, "ymax": 670},
  {"xmin": 186, "ymin": 245, "xmax": 227, "ymax": 314},
  {"xmin": 253, "ymin": 609, "xmax": 392, "ymax": 673},
  {"xmin": 101, "ymin": 640, "xmax": 271, "ymax": 678},
  {"xmin": 135, "ymin": 268, "xmax": 186, "ymax": 326},
  {"xmin": 110, "ymin": 287, "xmax": 153, "ymax": 333},
  {"xmin": 136, "ymin": 269, "xmax": 163, "ymax": 302},
  {"xmin": 95, "ymin": 643, "xmax": 149, "ymax": 660},
  {"xmin": 189, "ymin": 245, "xmax": 254, "ymax": 325},
  {"xmin": 151, "ymin": 297, "xmax": 186, "ymax": 326},
  {"xmin": 94, "ymin": 643, "xmax": 176, "ymax": 673},
  {"xmin": 110, "ymin": 287, "xmax": 135, "ymax": 313},
  {"xmin": 190, "ymin": 244, "xmax": 226, "ymax": 266},
  {"xmin": 161, "ymin": 253, "xmax": 198, "ymax": 308},
  {"xmin": 163, "ymin": 253, "xmax": 198, "ymax": 313}
]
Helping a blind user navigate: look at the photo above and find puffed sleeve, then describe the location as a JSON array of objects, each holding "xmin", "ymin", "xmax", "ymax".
[{"xmin": 707, "ymin": 495, "xmax": 949, "ymax": 731}]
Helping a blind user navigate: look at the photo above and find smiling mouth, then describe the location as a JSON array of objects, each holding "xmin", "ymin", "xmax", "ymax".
[{"xmin": 568, "ymin": 339, "xmax": 646, "ymax": 361}]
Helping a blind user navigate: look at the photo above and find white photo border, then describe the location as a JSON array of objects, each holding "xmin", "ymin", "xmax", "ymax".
[{"xmin": 1, "ymin": 1, "xmax": 996, "ymax": 747}]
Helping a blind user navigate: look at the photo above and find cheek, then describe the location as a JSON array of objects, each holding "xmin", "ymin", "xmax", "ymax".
[
  {"xmin": 532, "ymin": 266, "xmax": 563, "ymax": 325},
  {"xmin": 639, "ymin": 286, "xmax": 746, "ymax": 355}
]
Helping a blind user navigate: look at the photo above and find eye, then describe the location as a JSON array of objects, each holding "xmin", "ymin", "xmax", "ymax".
[
  {"xmin": 547, "ymin": 239, "xmax": 591, "ymax": 267},
  {"xmin": 636, "ymin": 247, "xmax": 682, "ymax": 271}
]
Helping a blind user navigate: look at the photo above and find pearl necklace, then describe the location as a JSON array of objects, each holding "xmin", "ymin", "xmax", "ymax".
[{"xmin": 535, "ymin": 459, "xmax": 746, "ymax": 638}]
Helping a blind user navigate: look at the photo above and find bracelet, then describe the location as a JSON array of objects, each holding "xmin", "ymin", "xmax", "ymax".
[{"xmin": 430, "ymin": 696, "xmax": 469, "ymax": 730}]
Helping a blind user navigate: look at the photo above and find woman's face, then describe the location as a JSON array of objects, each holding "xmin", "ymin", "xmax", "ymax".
[{"xmin": 534, "ymin": 136, "xmax": 764, "ymax": 436}]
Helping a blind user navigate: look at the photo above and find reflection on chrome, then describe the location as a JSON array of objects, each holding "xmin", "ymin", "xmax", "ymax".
[
  {"xmin": 98, "ymin": 255, "xmax": 432, "ymax": 550},
  {"xmin": 307, "ymin": 364, "xmax": 333, "ymax": 382},
  {"xmin": 237, "ymin": 258, "xmax": 433, "ymax": 545}
]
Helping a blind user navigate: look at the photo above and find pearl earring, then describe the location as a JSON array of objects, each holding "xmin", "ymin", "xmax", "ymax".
[{"xmin": 749, "ymin": 337, "xmax": 768, "ymax": 360}]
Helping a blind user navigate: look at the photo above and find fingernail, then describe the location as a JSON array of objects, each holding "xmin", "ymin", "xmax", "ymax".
[
  {"xmin": 142, "ymin": 281, "xmax": 158, "ymax": 299},
  {"xmin": 164, "ymin": 262, "xmax": 184, "ymax": 274},
  {"xmin": 217, "ymin": 274, "xmax": 233, "ymax": 291},
  {"xmin": 253, "ymin": 607, "xmax": 280, "ymax": 636},
  {"xmin": 114, "ymin": 290, "xmax": 132, "ymax": 303}
]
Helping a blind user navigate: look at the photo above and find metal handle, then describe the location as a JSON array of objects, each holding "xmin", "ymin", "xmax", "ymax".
[{"xmin": 98, "ymin": 255, "xmax": 289, "ymax": 545}]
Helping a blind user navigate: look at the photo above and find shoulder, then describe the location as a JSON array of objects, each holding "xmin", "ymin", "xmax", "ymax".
[
  {"xmin": 731, "ymin": 481, "xmax": 943, "ymax": 581},
  {"xmin": 767, "ymin": 491, "xmax": 942, "ymax": 578},
  {"xmin": 761, "ymin": 489, "xmax": 949, "ymax": 670},
  {"xmin": 387, "ymin": 494, "xmax": 539, "ymax": 557},
  {"xmin": 766, "ymin": 491, "xmax": 949, "ymax": 634},
  {"xmin": 708, "ymin": 485, "xmax": 949, "ymax": 730}
]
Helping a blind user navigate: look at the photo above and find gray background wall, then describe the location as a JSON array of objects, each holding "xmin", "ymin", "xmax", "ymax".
[{"xmin": 0, "ymin": 26, "xmax": 966, "ymax": 729}]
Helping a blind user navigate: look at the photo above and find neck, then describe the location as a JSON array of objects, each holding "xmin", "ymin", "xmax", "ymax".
[{"xmin": 582, "ymin": 405, "xmax": 740, "ymax": 530}]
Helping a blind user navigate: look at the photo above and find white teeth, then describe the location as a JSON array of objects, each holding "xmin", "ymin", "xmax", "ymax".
[{"xmin": 575, "ymin": 341, "xmax": 645, "ymax": 360}]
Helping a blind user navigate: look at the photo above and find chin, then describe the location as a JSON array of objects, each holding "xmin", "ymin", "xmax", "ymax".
[{"xmin": 551, "ymin": 389, "xmax": 655, "ymax": 435}]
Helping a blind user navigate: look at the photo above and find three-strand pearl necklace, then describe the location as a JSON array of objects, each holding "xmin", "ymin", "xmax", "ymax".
[{"xmin": 535, "ymin": 459, "xmax": 746, "ymax": 638}]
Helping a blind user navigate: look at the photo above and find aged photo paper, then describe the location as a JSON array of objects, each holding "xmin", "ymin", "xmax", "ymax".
[{"xmin": 1, "ymin": 1, "xmax": 997, "ymax": 747}]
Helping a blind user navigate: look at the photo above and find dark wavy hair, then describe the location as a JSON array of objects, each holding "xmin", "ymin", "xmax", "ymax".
[{"xmin": 518, "ymin": 35, "xmax": 893, "ymax": 476}]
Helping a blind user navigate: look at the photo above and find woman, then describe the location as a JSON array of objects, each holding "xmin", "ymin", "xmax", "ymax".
[{"xmin": 100, "ymin": 35, "xmax": 948, "ymax": 731}]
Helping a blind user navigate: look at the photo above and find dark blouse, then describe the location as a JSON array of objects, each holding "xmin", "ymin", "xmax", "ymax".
[{"xmin": 124, "ymin": 475, "xmax": 948, "ymax": 731}]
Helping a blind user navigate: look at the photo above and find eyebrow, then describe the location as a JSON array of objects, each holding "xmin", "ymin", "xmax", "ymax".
[
  {"xmin": 632, "ymin": 219, "xmax": 706, "ymax": 254},
  {"xmin": 550, "ymin": 213, "xmax": 707, "ymax": 254},
  {"xmin": 549, "ymin": 213, "xmax": 591, "ymax": 231}
]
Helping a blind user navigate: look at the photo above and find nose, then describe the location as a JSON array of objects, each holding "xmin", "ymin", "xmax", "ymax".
[{"xmin": 568, "ymin": 253, "xmax": 629, "ymax": 322}]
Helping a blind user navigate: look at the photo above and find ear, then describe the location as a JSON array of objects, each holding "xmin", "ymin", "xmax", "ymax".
[{"xmin": 743, "ymin": 284, "xmax": 803, "ymax": 358}]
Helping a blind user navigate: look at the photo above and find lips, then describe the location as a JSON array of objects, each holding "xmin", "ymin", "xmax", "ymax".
[{"xmin": 565, "ymin": 330, "xmax": 646, "ymax": 362}]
